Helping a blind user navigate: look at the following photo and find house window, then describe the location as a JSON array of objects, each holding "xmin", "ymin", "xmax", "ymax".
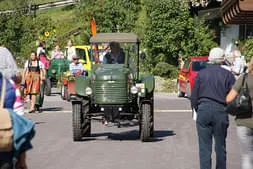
[{"xmin": 239, "ymin": 24, "xmax": 253, "ymax": 40}]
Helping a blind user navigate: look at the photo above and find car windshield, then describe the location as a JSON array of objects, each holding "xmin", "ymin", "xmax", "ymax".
[{"xmin": 192, "ymin": 60, "xmax": 208, "ymax": 71}]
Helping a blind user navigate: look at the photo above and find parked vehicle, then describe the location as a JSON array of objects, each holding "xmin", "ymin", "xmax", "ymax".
[
  {"xmin": 75, "ymin": 45, "xmax": 92, "ymax": 72},
  {"xmin": 177, "ymin": 56, "xmax": 209, "ymax": 97},
  {"xmin": 61, "ymin": 74, "xmax": 76, "ymax": 101},
  {"xmin": 71, "ymin": 33, "xmax": 155, "ymax": 142},
  {"xmin": 45, "ymin": 59, "xmax": 70, "ymax": 96},
  {"xmin": 75, "ymin": 45, "xmax": 103, "ymax": 74}
]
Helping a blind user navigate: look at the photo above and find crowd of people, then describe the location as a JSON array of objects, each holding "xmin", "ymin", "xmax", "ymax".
[
  {"xmin": 0, "ymin": 40, "xmax": 127, "ymax": 168},
  {"xmin": 191, "ymin": 47, "xmax": 253, "ymax": 169},
  {"xmin": 2, "ymin": 37, "xmax": 252, "ymax": 169},
  {"xmin": 0, "ymin": 39, "xmax": 89, "ymax": 169}
]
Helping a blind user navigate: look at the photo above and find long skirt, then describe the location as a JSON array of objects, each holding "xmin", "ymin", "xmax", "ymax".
[{"xmin": 25, "ymin": 72, "xmax": 40, "ymax": 95}]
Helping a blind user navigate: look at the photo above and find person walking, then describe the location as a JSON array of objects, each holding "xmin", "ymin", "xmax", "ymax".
[
  {"xmin": 65, "ymin": 40, "xmax": 76, "ymax": 62},
  {"xmin": 0, "ymin": 47, "xmax": 24, "ymax": 116},
  {"xmin": 226, "ymin": 56, "xmax": 253, "ymax": 169},
  {"xmin": 36, "ymin": 41, "xmax": 46, "ymax": 57},
  {"xmin": 231, "ymin": 50, "xmax": 245, "ymax": 77},
  {"xmin": 191, "ymin": 47, "xmax": 236, "ymax": 169},
  {"xmin": 21, "ymin": 51, "xmax": 46, "ymax": 113},
  {"xmin": 0, "ymin": 72, "xmax": 35, "ymax": 169}
]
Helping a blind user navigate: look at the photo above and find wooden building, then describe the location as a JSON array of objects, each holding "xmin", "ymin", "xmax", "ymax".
[{"xmin": 221, "ymin": 0, "xmax": 253, "ymax": 24}]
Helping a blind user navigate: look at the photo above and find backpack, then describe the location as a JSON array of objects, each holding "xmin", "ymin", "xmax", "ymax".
[{"xmin": 0, "ymin": 78, "xmax": 13, "ymax": 152}]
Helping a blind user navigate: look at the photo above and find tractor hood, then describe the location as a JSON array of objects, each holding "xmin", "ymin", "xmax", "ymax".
[{"xmin": 94, "ymin": 65, "xmax": 129, "ymax": 81}]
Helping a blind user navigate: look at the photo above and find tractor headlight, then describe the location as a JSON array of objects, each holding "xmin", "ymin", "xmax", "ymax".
[
  {"xmin": 51, "ymin": 69, "xmax": 56, "ymax": 74},
  {"xmin": 130, "ymin": 86, "xmax": 138, "ymax": 94},
  {"xmin": 85, "ymin": 87, "xmax": 92, "ymax": 95}
]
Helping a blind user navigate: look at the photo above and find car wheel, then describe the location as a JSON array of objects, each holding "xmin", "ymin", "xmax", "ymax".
[
  {"xmin": 140, "ymin": 102, "xmax": 152, "ymax": 142},
  {"xmin": 186, "ymin": 83, "xmax": 191, "ymax": 98},
  {"xmin": 72, "ymin": 102, "xmax": 83, "ymax": 141},
  {"xmin": 177, "ymin": 83, "xmax": 185, "ymax": 97}
]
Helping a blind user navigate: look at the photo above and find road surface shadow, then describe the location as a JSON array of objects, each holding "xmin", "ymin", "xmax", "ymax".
[
  {"xmin": 40, "ymin": 107, "xmax": 63, "ymax": 111},
  {"xmin": 47, "ymin": 92, "xmax": 61, "ymax": 96},
  {"xmin": 35, "ymin": 121, "xmax": 46, "ymax": 125},
  {"xmin": 79, "ymin": 130, "xmax": 175, "ymax": 142}
]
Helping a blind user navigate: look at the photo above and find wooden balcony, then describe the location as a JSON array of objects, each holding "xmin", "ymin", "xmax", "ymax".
[{"xmin": 222, "ymin": 0, "xmax": 253, "ymax": 24}]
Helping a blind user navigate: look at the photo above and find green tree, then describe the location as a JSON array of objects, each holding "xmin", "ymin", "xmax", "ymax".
[
  {"xmin": 75, "ymin": 0, "xmax": 141, "ymax": 44},
  {"xmin": 142, "ymin": 0, "xmax": 217, "ymax": 77},
  {"xmin": 0, "ymin": 13, "xmax": 55, "ymax": 64}
]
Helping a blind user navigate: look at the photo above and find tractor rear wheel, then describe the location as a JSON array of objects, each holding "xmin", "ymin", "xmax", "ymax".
[{"xmin": 72, "ymin": 102, "xmax": 83, "ymax": 141}]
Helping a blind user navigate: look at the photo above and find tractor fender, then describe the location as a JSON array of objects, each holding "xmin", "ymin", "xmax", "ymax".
[
  {"xmin": 75, "ymin": 76, "xmax": 91, "ymax": 97},
  {"xmin": 140, "ymin": 75, "xmax": 155, "ymax": 94}
]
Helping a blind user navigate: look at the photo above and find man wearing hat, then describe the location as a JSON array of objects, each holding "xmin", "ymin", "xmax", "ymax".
[
  {"xmin": 191, "ymin": 47, "xmax": 236, "ymax": 169},
  {"xmin": 69, "ymin": 55, "xmax": 85, "ymax": 76}
]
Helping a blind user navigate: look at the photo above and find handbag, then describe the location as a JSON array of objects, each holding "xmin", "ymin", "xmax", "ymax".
[
  {"xmin": 226, "ymin": 73, "xmax": 252, "ymax": 117},
  {"xmin": 0, "ymin": 78, "xmax": 14, "ymax": 152}
]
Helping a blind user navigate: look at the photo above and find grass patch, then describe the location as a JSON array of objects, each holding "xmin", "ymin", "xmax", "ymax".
[
  {"xmin": 37, "ymin": 4, "xmax": 80, "ymax": 44},
  {"xmin": 154, "ymin": 76, "xmax": 177, "ymax": 93},
  {"xmin": 37, "ymin": 5, "xmax": 75, "ymax": 22}
]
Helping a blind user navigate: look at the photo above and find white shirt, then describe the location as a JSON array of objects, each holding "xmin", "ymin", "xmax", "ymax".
[
  {"xmin": 65, "ymin": 46, "xmax": 76, "ymax": 61},
  {"xmin": 37, "ymin": 47, "xmax": 45, "ymax": 56},
  {"xmin": 69, "ymin": 62, "xmax": 84, "ymax": 75},
  {"xmin": 232, "ymin": 57, "xmax": 244, "ymax": 75},
  {"xmin": 25, "ymin": 60, "xmax": 45, "ymax": 69}
]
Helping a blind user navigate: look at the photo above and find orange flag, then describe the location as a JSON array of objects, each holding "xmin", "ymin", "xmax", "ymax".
[{"xmin": 90, "ymin": 18, "xmax": 97, "ymax": 36}]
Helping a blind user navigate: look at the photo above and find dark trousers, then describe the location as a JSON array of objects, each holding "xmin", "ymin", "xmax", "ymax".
[{"xmin": 196, "ymin": 102, "xmax": 229, "ymax": 169}]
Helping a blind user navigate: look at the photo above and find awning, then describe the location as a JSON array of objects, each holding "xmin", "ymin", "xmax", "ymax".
[{"xmin": 222, "ymin": 0, "xmax": 253, "ymax": 24}]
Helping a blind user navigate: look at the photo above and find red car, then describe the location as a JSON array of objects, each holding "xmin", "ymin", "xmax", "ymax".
[{"xmin": 177, "ymin": 56, "xmax": 209, "ymax": 97}]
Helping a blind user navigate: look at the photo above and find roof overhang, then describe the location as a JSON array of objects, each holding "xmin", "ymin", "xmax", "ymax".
[{"xmin": 221, "ymin": 0, "xmax": 253, "ymax": 24}]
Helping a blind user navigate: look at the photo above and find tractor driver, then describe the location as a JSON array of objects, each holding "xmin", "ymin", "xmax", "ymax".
[
  {"xmin": 103, "ymin": 42, "xmax": 125, "ymax": 64},
  {"xmin": 69, "ymin": 55, "xmax": 86, "ymax": 76}
]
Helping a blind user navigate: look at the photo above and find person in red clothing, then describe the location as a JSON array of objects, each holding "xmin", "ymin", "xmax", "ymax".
[{"xmin": 38, "ymin": 52, "xmax": 50, "ymax": 69}]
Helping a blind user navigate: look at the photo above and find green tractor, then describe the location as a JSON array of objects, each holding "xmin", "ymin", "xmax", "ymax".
[
  {"xmin": 45, "ymin": 59, "xmax": 70, "ymax": 96},
  {"xmin": 71, "ymin": 33, "xmax": 155, "ymax": 142}
]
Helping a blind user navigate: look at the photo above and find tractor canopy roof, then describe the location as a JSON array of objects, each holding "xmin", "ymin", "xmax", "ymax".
[{"xmin": 90, "ymin": 33, "xmax": 140, "ymax": 43}]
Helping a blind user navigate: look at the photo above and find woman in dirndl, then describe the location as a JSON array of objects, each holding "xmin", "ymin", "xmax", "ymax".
[{"xmin": 21, "ymin": 51, "xmax": 46, "ymax": 113}]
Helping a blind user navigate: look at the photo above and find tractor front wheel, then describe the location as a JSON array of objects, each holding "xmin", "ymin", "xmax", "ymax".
[
  {"xmin": 140, "ymin": 103, "xmax": 153, "ymax": 142},
  {"xmin": 72, "ymin": 102, "xmax": 83, "ymax": 141}
]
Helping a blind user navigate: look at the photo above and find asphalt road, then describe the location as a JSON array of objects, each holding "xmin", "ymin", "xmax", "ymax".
[{"xmin": 25, "ymin": 91, "xmax": 241, "ymax": 169}]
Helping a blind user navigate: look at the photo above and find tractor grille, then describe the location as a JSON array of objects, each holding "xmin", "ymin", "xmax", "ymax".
[{"xmin": 94, "ymin": 81, "xmax": 128, "ymax": 104}]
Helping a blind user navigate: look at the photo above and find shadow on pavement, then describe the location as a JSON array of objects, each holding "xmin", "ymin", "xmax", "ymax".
[
  {"xmin": 49, "ymin": 93, "xmax": 61, "ymax": 96},
  {"xmin": 79, "ymin": 130, "xmax": 175, "ymax": 142},
  {"xmin": 154, "ymin": 130, "xmax": 176, "ymax": 137},
  {"xmin": 35, "ymin": 121, "xmax": 46, "ymax": 125},
  {"xmin": 41, "ymin": 107, "xmax": 63, "ymax": 111}
]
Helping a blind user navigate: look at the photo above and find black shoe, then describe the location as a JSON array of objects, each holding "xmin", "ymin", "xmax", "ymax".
[{"xmin": 28, "ymin": 110, "xmax": 35, "ymax": 113}]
